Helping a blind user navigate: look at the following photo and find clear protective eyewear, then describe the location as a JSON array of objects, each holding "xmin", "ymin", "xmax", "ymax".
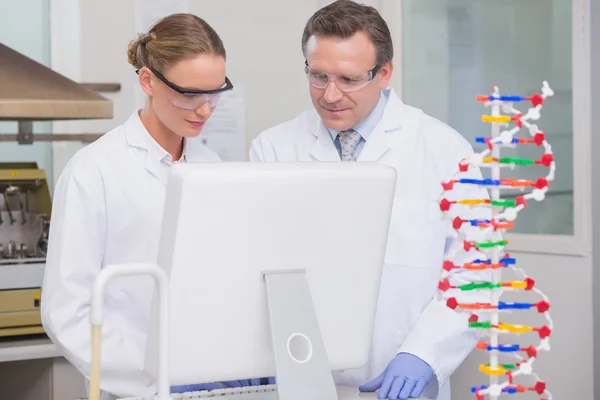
[
  {"xmin": 140, "ymin": 67, "xmax": 234, "ymax": 110},
  {"xmin": 304, "ymin": 61, "xmax": 381, "ymax": 93}
]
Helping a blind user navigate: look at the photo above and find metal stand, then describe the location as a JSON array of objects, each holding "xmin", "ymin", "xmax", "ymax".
[{"xmin": 263, "ymin": 270, "xmax": 338, "ymax": 400}]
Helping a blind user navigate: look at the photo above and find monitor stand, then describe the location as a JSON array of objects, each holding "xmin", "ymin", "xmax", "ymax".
[{"xmin": 263, "ymin": 270, "xmax": 339, "ymax": 400}]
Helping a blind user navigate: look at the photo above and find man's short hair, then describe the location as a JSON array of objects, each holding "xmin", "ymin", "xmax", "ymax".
[{"xmin": 301, "ymin": 0, "xmax": 394, "ymax": 66}]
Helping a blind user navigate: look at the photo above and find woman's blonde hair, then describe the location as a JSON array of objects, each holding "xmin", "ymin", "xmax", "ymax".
[{"xmin": 127, "ymin": 13, "xmax": 226, "ymax": 72}]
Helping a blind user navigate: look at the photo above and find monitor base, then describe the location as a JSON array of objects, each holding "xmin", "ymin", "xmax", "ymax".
[{"xmin": 263, "ymin": 269, "xmax": 338, "ymax": 400}]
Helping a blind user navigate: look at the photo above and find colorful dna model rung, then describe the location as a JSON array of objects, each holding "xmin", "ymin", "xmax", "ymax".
[{"xmin": 437, "ymin": 82, "xmax": 555, "ymax": 400}]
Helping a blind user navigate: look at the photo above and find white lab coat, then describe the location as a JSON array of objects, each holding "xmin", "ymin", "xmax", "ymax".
[
  {"xmin": 41, "ymin": 111, "xmax": 220, "ymax": 400},
  {"xmin": 250, "ymin": 88, "xmax": 489, "ymax": 400}
]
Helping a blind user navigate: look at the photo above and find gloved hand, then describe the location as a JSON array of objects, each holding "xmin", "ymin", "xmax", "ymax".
[
  {"xmin": 359, "ymin": 353, "xmax": 434, "ymax": 399},
  {"xmin": 171, "ymin": 380, "xmax": 252, "ymax": 393}
]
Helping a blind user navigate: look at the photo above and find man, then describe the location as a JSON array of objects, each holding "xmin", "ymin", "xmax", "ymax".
[{"xmin": 250, "ymin": 1, "xmax": 490, "ymax": 399}]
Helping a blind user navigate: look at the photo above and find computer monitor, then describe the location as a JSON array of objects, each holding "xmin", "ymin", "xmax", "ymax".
[{"xmin": 143, "ymin": 162, "xmax": 396, "ymax": 399}]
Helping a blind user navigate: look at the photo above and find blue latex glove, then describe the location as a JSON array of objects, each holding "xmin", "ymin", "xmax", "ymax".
[{"xmin": 359, "ymin": 353, "xmax": 434, "ymax": 400}]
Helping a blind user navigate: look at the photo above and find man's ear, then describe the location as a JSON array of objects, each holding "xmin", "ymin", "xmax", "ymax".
[
  {"xmin": 138, "ymin": 67, "xmax": 154, "ymax": 96},
  {"xmin": 377, "ymin": 61, "xmax": 394, "ymax": 90}
]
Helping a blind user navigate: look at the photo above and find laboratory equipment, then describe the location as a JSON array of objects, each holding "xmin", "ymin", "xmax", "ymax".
[
  {"xmin": 0, "ymin": 162, "xmax": 52, "ymax": 337},
  {"xmin": 437, "ymin": 82, "xmax": 555, "ymax": 400},
  {"xmin": 0, "ymin": 42, "xmax": 113, "ymax": 144},
  {"xmin": 91, "ymin": 161, "xmax": 397, "ymax": 400}
]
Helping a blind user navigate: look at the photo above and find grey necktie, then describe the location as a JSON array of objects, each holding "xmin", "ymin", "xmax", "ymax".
[{"xmin": 338, "ymin": 129, "xmax": 361, "ymax": 161}]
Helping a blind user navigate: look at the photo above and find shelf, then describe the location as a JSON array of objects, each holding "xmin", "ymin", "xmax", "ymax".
[{"xmin": 0, "ymin": 336, "xmax": 60, "ymax": 363}]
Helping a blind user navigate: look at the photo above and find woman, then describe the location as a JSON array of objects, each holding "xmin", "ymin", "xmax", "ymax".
[{"xmin": 41, "ymin": 13, "xmax": 243, "ymax": 400}]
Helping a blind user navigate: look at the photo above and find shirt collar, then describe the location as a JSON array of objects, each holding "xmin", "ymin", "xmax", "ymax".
[
  {"xmin": 327, "ymin": 89, "xmax": 389, "ymax": 142},
  {"xmin": 142, "ymin": 120, "xmax": 187, "ymax": 165}
]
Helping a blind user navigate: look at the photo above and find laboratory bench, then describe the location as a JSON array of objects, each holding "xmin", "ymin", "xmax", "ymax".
[{"xmin": 0, "ymin": 335, "xmax": 87, "ymax": 400}]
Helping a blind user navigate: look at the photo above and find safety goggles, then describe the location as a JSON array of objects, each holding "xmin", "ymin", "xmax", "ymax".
[
  {"xmin": 304, "ymin": 61, "xmax": 381, "ymax": 93},
  {"xmin": 139, "ymin": 67, "xmax": 234, "ymax": 110}
]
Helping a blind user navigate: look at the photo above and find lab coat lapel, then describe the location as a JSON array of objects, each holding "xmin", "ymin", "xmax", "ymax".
[
  {"xmin": 309, "ymin": 119, "xmax": 341, "ymax": 161},
  {"xmin": 357, "ymin": 124, "xmax": 390, "ymax": 161},
  {"xmin": 143, "ymin": 157, "xmax": 168, "ymax": 186},
  {"xmin": 123, "ymin": 112, "xmax": 169, "ymax": 186},
  {"xmin": 357, "ymin": 88, "xmax": 404, "ymax": 162}
]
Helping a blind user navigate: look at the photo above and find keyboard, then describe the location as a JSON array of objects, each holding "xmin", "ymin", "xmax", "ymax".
[
  {"xmin": 118, "ymin": 384, "xmax": 384, "ymax": 399},
  {"xmin": 119, "ymin": 384, "xmax": 278, "ymax": 400}
]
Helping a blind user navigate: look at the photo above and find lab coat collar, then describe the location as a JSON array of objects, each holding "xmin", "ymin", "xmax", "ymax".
[
  {"xmin": 124, "ymin": 111, "xmax": 188, "ymax": 186},
  {"xmin": 145, "ymin": 128, "xmax": 188, "ymax": 165},
  {"xmin": 308, "ymin": 88, "xmax": 404, "ymax": 162},
  {"xmin": 309, "ymin": 120, "xmax": 342, "ymax": 161},
  {"xmin": 378, "ymin": 87, "xmax": 404, "ymax": 131}
]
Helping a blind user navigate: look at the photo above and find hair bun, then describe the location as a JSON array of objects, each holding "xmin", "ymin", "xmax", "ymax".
[
  {"xmin": 127, "ymin": 31, "xmax": 156, "ymax": 68},
  {"xmin": 140, "ymin": 31, "xmax": 157, "ymax": 45}
]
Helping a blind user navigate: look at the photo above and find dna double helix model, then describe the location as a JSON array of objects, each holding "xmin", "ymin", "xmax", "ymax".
[{"xmin": 437, "ymin": 82, "xmax": 555, "ymax": 400}]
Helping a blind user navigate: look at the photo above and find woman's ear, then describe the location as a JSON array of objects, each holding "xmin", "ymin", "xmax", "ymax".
[{"xmin": 138, "ymin": 67, "xmax": 154, "ymax": 96}]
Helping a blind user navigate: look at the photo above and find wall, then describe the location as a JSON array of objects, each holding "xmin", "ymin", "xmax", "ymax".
[
  {"xmin": 188, "ymin": 0, "xmax": 316, "ymax": 151},
  {"xmin": 590, "ymin": 0, "xmax": 600, "ymax": 397},
  {"xmin": 401, "ymin": 0, "xmax": 450, "ymax": 123},
  {"xmin": 50, "ymin": 0, "xmax": 136, "ymax": 187}
]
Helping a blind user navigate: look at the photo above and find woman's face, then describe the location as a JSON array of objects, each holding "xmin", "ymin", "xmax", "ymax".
[{"xmin": 146, "ymin": 54, "xmax": 229, "ymax": 138}]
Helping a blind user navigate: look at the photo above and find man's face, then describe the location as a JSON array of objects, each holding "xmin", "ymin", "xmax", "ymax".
[{"xmin": 305, "ymin": 31, "xmax": 393, "ymax": 132}]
